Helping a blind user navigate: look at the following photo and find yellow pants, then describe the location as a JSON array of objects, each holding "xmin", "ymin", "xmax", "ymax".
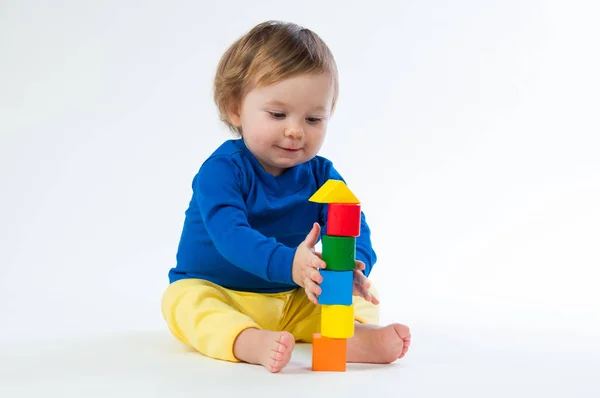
[{"xmin": 161, "ymin": 278, "xmax": 379, "ymax": 362}]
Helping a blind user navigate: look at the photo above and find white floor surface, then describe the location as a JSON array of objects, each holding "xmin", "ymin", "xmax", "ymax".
[{"xmin": 1, "ymin": 324, "xmax": 598, "ymax": 398}]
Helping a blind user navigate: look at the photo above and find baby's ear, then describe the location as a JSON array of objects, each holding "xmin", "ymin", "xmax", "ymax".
[{"xmin": 226, "ymin": 103, "xmax": 242, "ymax": 128}]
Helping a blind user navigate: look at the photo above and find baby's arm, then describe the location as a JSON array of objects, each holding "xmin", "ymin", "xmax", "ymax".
[{"xmin": 193, "ymin": 156, "xmax": 296, "ymax": 285}]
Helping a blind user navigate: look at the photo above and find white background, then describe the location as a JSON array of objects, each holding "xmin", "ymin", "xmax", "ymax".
[{"xmin": 1, "ymin": 0, "xmax": 599, "ymax": 396}]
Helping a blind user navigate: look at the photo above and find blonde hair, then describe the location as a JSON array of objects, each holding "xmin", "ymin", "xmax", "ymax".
[{"xmin": 213, "ymin": 20, "xmax": 339, "ymax": 135}]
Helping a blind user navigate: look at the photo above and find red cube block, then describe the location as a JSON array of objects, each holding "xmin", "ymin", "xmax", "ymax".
[{"xmin": 326, "ymin": 203, "xmax": 361, "ymax": 237}]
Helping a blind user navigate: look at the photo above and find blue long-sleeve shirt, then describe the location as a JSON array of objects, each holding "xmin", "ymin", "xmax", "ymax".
[{"xmin": 168, "ymin": 138, "xmax": 377, "ymax": 293}]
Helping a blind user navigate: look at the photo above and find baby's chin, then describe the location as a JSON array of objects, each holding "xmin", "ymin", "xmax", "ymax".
[
  {"xmin": 276, "ymin": 155, "xmax": 311, "ymax": 168},
  {"xmin": 269, "ymin": 152, "xmax": 309, "ymax": 166}
]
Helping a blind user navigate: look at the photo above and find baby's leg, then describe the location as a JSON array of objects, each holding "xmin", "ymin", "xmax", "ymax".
[
  {"xmin": 347, "ymin": 322, "xmax": 411, "ymax": 363},
  {"xmin": 232, "ymin": 328, "xmax": 295, "ymax": 373},
  {"xmin": 281, "ymin": 282, "xmax": 411, "ymax": 364},
  {"xmin": 161, "ymin": 279, "xmax": 294, "ymax": 373},
  {"xmin": 349, "ymin": 282, "xmax": 411, "ymax": 363}
]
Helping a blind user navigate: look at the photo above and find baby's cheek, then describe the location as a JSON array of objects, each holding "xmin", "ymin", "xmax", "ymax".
[
  {"xmin": 311, "ymin": 129, "xmax": 326, "ymax": 144},
  {"xmin": 305, "ymin": 140, "xmax": 323, "ymax": 156},
  {"xmin": 246, "ymin": 130, "xmax": 270, "ymax": 150}
]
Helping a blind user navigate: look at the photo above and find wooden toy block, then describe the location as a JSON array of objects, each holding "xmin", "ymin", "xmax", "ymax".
[
  {"xmin": 318, "ymin": 270, "xmax": 353, "ymax": 305},
  {"xmin": 312, "ymin": 333, "xmax": 347, "ymax": 372},
  {"xmin": 321, "ymin": 304, "xmax": 354, "ymax": 338},
  {"xmin": 322, "ymin": 235, "xmax": 356, "ymax": 271},
  {"xmin": 326, "ymin": 203, "xmax": 361, "ymax": 237},
  {"xmin": 309, "ymin": 179, "xmax": 360, "ymax": 204}
]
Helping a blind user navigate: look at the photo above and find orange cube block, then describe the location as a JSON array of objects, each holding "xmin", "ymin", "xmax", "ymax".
[{"xmin": 311, "ymin": 333, "xmax": 347, "ymax": 372}]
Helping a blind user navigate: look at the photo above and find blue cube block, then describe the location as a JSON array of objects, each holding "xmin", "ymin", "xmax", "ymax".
[{"xmin": 317, "ymin": 270, "xmax": 353, "ymax": 305}]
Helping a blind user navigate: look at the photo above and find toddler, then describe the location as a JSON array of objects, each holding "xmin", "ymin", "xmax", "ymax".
[{"xmin": 161, "ymin": 20, "xmax": 411, "ymax": 373}]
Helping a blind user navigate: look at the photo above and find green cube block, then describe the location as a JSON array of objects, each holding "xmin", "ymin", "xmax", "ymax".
[{"xmin": 322, "ymin": 235, "xmax": 356, "ymax": 271}]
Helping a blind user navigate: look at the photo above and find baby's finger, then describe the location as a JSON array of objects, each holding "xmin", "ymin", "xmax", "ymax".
[
  {"xmin": 354, "ymin": 270, "xmax": 371, "ymax": 289},
  {"xmin": 307, "ymin": 267, "xmax": 323, "ymax": 284},
  {"xmin": 361, "ymin": 287, "xmax": 375, "ymax": 303},
  {"xmin": 353, "ymin": 278, "xmax": 379, "ymax": 304},
  {"xmin": 352, "ymin": 283, "xmax": 368, "ymax": 299},
  {"xmin": 307, "ymin": 281, "xmax": 323, "ymax": 297},
  {"xmin": 305, "ymin": 288, "xmax": 318, "ymax": 305},
  {"xmin": 305, "ymin": 278, "xmax": 322, "ymax": 297},
  {"xmin": 354, "ymin": 260, "xmax": 366, "ymax": 271},
  {"xmin": 303, "ymin": 222, "xmax": 321, "ymax": 249},
  {"xmin": 370, "ymin": 292, "xmax": 380, "ymax": 305},
  {"xmin": 304, "ymin": 281, "xmax": 320, "ymax": 305},
  {"xmin": 310, "ymin": 255, "xmax": 326, "ymax": 269},
  {"xmin": 358, "ymin": 277, "xmax": 376, "ymax": 303}
]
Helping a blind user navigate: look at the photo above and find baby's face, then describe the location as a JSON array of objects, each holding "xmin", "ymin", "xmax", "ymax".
[{"xmin": 231, "ymin": 73, "xmax": 334, "ymax": 176}]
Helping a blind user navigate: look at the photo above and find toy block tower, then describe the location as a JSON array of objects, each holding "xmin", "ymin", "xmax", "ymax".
[{"xmin": 308, "ymin": 179, "xmax": 361, "ymax": 372}]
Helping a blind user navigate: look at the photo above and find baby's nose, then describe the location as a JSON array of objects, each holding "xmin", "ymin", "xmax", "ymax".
[{"xmin": 285, "ymin": 125, "xmax": 304, "ymax": 138}]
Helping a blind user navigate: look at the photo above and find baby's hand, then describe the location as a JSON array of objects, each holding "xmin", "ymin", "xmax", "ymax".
[
  {"xmin": 292, "ymin": 222, "xmax": 326, "ymax": 305},
  {"xmin": 353, "ymin": 260, "xmax": 380, "ymax": 305}
]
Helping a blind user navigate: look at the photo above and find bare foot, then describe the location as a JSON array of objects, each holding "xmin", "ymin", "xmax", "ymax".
[
  {"xmin": 232, "ymin": 328, "xmax": 295, "ymax": 373},
  {"xmin": 347, "ymin": 323, "xmax": 411, "ymax": 363}
]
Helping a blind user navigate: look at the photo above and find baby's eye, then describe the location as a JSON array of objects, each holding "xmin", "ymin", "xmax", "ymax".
[
  {"xmin": 269, "ymin": 112, "xmax": 286, "ymax": 119},
  {"xmin": 306, "ymin": 117, "xmax": 322, "ymax": 124}
]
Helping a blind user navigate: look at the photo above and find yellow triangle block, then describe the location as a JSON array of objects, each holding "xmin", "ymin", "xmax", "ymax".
[{"xmin": 309, "ymin": 179, "xmax": 360, "ymax": 204}]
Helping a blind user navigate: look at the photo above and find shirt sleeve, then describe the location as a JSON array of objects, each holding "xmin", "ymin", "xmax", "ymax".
[
  {"xmin": 318, "ymin": 162, "xmax": 378, "ymax": 277},
  {"xmin": 193, "ymin": 155, "xmax": 297, "ymax": 285}
]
